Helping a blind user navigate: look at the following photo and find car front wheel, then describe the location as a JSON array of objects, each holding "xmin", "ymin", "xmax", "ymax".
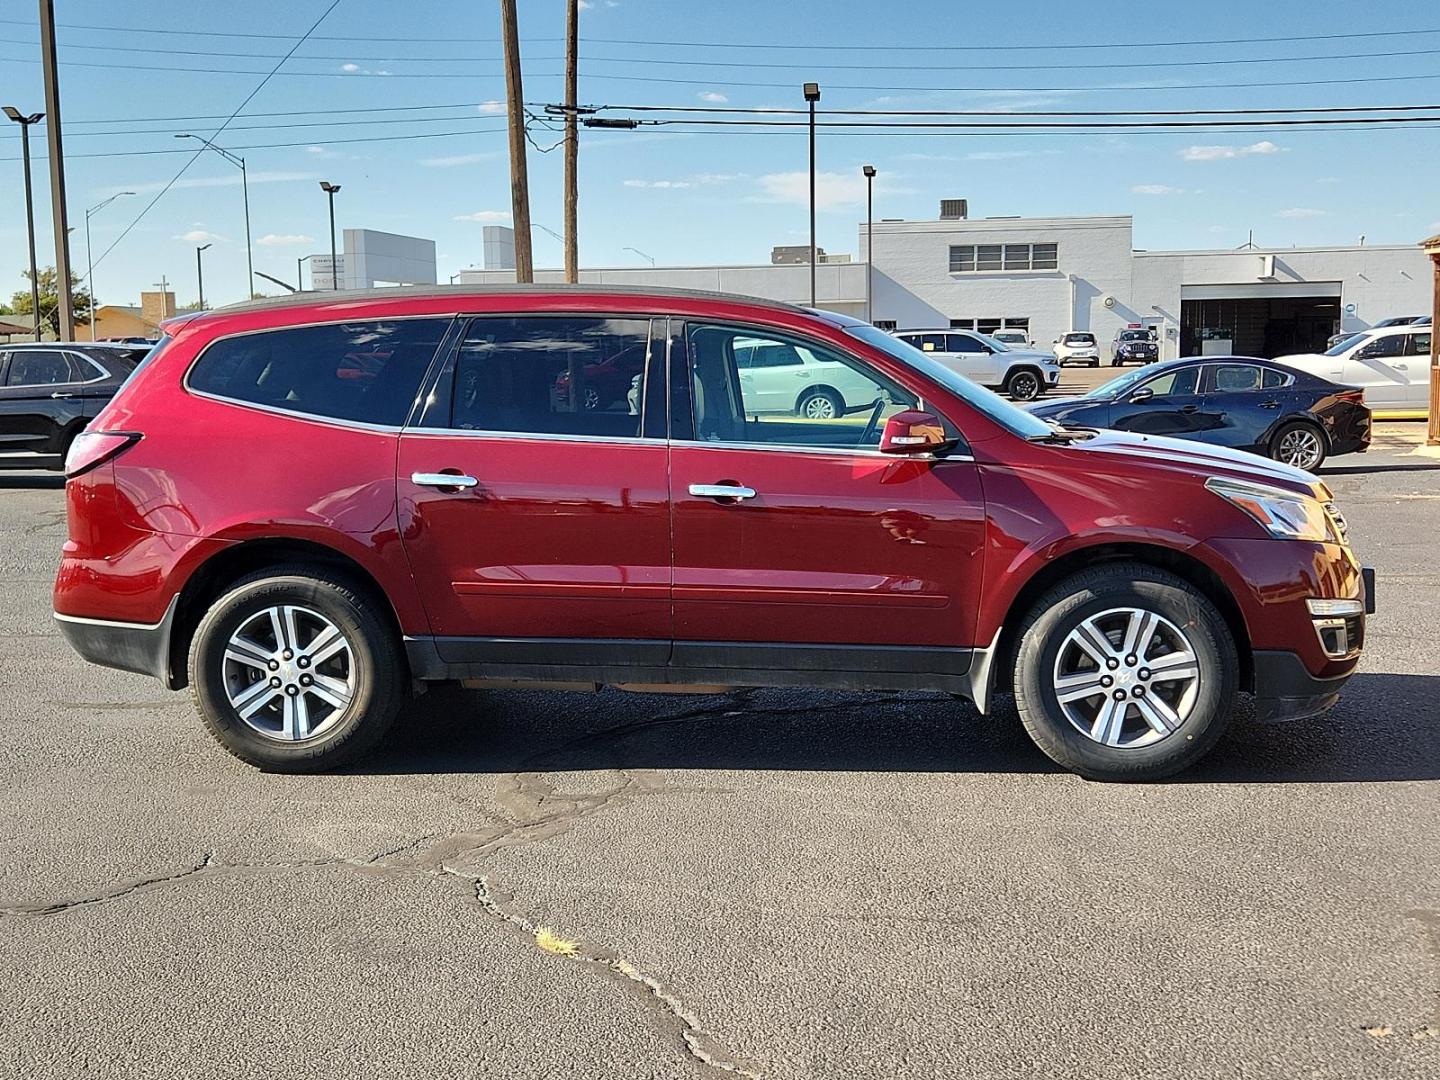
[
  {"xmin": 1270, "ymin": 421, "xmax": 1327, "ymax": 471},
  {"xmin": 1005, "ymin": 368, "xmax": 1042, "ymax": 401},
  {"xmin": 1012, "ymin": 562, "xmax": 1237, "ymax": 781},
  {"xmin": 188, "ymin": 566, "xmax": 406, "ymax": 772}
]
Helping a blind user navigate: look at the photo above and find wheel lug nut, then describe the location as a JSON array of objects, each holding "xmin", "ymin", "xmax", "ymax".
[
  {"xmin": 1100, "ymin": 675, "xmax": 1113, "ymax": 688},
  {"xmin": 1126, "ymin": 654, "xmax": 1138, "ymax": 666},
  {"xmin": 283, "ymin": 650, "xmax": 294, "ymax": 660},
  {"xmin": 285, "ymin": 685, "xmax": 299, "ymax": 696},
  {"xmin": 268, "ymin": 660, "xmax": 279, "ymax": 671},
  {"xmin": 1133, "ymin": 686, "xmax": 1145, "ymax": 697},
  {"xmin": 1106, "ymin": 658, "xmax": 1119, "ymax": 670},
  {"xmin": 297, "ymin": 657, "xmax": 310, "ymax": 669},
  {"xmin": 299, "ymin": 674, "xmax": 312, "ymax": 686},
  {"xmin": 270, "ymin": 676, "xmax": 281, "ymax": 688},
  {"xmin": 1113, "ymin": 689, "xmax": 1127, "ymax": 700},
  {"xmin": 1138, "ymin": 668, "xmax": 1150, "ymax": 680}
]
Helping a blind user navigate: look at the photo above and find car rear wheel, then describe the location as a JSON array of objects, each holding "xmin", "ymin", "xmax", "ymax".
[
  {"xmin": 796, "ymin": 387, "xmax": 843, "ymax": 420},
  {"xmin": 1270, "ymin": 421, "xmax": 1327, "ymax": 471},
  {"xmin": 1005, "ymin": 368, "xmax": 1042, "ymax": 401},
  {"xmin": 1012, "ymin": 562, "xmax": 1237, "ymax": 781},
  {"xmin": 188, "ymin": 566, "xmax": 406, "ymax": 772}
]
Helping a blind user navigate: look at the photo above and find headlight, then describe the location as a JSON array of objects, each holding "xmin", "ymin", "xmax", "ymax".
[{"xmin": 1205, "ymin": 476, "xmax": 1341, "ymax": 542}]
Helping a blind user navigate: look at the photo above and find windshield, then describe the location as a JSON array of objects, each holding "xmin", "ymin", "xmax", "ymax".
[
  {"xmin": 972, "ymin": 331, "xmax": 1011, "ymax": 353},
  {"xmin": 1119, "ymin": 330, "xmax": 1149, "ymax": 341},
  {"xmin": 1325, "ymin": 332, "xmax": 1369, "ymax": 357},
  {"xmin": 1089, "ymin": 363, "xmax": 1170, "ymax": 398},
  {"xmin": 1063, "ymin": 333, "xmax": 1094, "ymax": 344},
  {"xmin": 847, "ymin": 326, "xmax": 1051, "ymax": 439}
]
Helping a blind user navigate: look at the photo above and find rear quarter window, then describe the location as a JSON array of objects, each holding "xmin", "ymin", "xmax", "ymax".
[{"xmin": 188, "ymin": 319, "xmax": 450, "ymax": 427}]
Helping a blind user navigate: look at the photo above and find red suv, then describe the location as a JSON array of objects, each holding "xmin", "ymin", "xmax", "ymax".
[{"xmin": 53, "ymin": 287, "xmax": 1372, "ymax": 781}]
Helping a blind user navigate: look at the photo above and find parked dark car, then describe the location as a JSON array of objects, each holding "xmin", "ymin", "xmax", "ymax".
[
  {"xmin": 0, "ymin": 342, "xmax": 149, "ymax": 470},
  {"xmin": 1110, "ymin": 328, "xmax": 1158, "ymax": 366},
  {"xmin": 1027, "ymin": 356, "xmax": 1369, "ymax": 471}
]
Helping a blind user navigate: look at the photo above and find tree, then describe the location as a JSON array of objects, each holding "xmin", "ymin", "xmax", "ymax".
[
  {"xmin": 0, "ymin": 301, "xmax": 13, "ymax": 316},
  {"xmin": 9, "ymin": 267, "xmax": 93, "ymax": 339}
]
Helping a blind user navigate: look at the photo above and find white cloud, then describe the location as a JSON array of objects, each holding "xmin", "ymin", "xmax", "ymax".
[
  {"xmin": 256, "ymin": 233, "xmax": 315, "ymax": 247},
  {"xmin": 698, "ymin": 91, "xmax": 728, "ymax": 104},
  {"xmin": 341, "ymin": 63, "xmax": 360, "ymax": 73},
  {"xmin": 1132, "ymin": 184, "xmax": 1186, "ymax": 195},
  {"xmin": 419, "ymin": 150, "xmax": 505, "ymax": 168},
  {"xmin": 176, "ymin": 229, "xmax": 223, "ymax": 244},
  {"xmin": 966, "ymin": 150, "xmax": 1035, "ymax": 161},
  {"xmin": 1276, "ymin": 207, "xmax": 1326, "ymax": 219},
  {"xmin": 1180, "ymin": 140, "xmax": 1283, "ymax": 162},
  {"xmin": 622, "ymin": 173, "xmax": 741, "ymax": 190},
  {"xmin": 453, "ymin": 210, "xmax": 511, "ymax": 222},
  {"xmin": 753, "ymin": 170, "xmax": 885, "ymax": 211},
  {"xmin": 107, "ymin": 171, "xmax": 317, "ymax": 197},
  {"xmin": 476, "ymin": 100, "xmax": 505, "ymax": 114},
  {"xmin": 624, "ymin": 179, "xmax": 692, "ymax": 189},
  {"xmin": 339, "ymin": 61, "xmax": 391, "ymax": 76}
]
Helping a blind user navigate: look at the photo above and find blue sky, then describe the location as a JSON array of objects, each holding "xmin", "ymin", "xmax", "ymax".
[{"xmin": 2, "ymin": 0, "xmax": 1437, "ymax": 309}]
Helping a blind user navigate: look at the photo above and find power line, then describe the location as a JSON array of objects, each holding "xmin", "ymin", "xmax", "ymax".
[
  {"xmin": 579, "ymin": 102, "xmax": 1440, "ymax": 118},
  {"xmin": 617, "ymin": 115, "xmax": 1440, "ymax": 130},
  {"xmin": 91, "ymin": 0, "xmax": 345, "ymax": 274},
  {"xmin": 0, "ymin": 15, "xmax": 1436, "ymax": 51}
]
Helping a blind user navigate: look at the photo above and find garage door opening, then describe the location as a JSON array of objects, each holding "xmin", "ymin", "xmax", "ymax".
[{"xmin": 1180, "ymin": 296, "xmax": 1340, "ymax": 358}]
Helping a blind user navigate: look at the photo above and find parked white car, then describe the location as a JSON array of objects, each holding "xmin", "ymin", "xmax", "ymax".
[
  {"xmin": 991, "ymin": 329, "xmax": 1031, "ymax": 347},
  {"xmin": 732, "ymin": 336, "xmax": 892, "ymax": 418},
  {"xmin": 1053, "ymin": 331, "xmax": 1101, "ymax": 367},
  {"xmin": 892, "ymin": 328, "xmax": 1061, "ymax": 401},
  {"xmin": 1275, "ymin": 324, "xmax": 1432, "ymax": 414}
]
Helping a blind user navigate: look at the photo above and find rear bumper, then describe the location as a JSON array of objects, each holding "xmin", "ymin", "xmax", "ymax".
[
  {"xmin": 1251, "ymin": 648, "xmax": 1357, "ymax": 723},
  {"xmin": 53, "ymin": 595, "xmax": 179, "ymax": 684}
]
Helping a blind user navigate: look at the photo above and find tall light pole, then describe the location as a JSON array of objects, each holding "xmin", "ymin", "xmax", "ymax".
[
  {"xmin": 83, "ymin": 191, "xmax": 134, "ymax": 339},
  {"xmin": 623, "ymin": 246, "xmax": 655, "ymax": 267},
  {"xmin": 195, "ymin": 243, "xmax": 212, "ymax": 309},
  {"xmin": 175, "ymin": 133, "xmax": 253, "ymax": 296},
  {"xmin": 803, "ymin": 82, "xmax": 821, "ymax": 307},
  {"xmin": 3, "ymin": 106, "xmax": 44, "ymax": 340},
  {"xmin": 38, "ymin": 0, "xmax": 75, "ymax": 340},
  {"xmin": 563, "ymin": 0, "xmax": 579, "ymax": 284},
  {"xmin": 862, "ymin": 164, "xmax": 876, "ymax": 324},
  {"xmin": 319, "ymin": 181, "xmax": 341, "ymax": 290},
  {"xmin": 297, "ymin": 253, "xmax": 317, "ymax": 292}
]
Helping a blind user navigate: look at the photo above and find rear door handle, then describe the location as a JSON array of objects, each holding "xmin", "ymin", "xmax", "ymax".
[
  {"xmin": 50, "ymin": 391, "xmax": 73, "ymax": 399},
  {"xmin": 1180, "ymin": 404, "xmax": 1199, "ymax": 414},
  {"xmin": 689, "ymin": 483, "xmax": 757, "ymax": 501},
  {"xmin": 1259, "ymin": 400, "xmax": 1281, "ymax": 409},
  {"xmin": 412, "ymin": 471, "xmax": 478, "ymax": 489}
]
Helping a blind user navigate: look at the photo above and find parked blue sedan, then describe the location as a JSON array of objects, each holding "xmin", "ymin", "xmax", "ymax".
[{"xmin": 1028, "ymin": 356, "xmax": 1371, "ymax": 471}]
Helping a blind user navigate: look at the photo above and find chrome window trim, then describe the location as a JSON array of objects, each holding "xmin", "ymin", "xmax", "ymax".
[
  {"xmin": 3, "ymin": 349, "xmax": 109, "ymax": 390},
  {"xmin": 185, "ymin": 389, "xmax": 406, "ymax": 434},
  {"xmin": 402, "ymin": 427, "xmax": 658, "ymax": 447},
  {"xmin": 675, "ymin": 440, "xmax": 974, "ymax": 462}
]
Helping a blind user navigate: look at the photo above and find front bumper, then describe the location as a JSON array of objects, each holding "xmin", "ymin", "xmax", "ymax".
[
  {"xmin": 1252, "ymin": 649, "xmax": 1356, "ymax": 722},
  {"xmin": 54, "ymin": 595, "xmax": 180, "ymax": 686}
]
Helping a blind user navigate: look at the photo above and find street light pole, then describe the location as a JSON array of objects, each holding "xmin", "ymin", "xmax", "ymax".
[
  {"xmin": 803, "ymin": 83, "xmax": 821, "ymax": 307},
  {"xmin": 623, "ymin": 246, "xmax": 655, "ymax": 267},
  {"xmin": 83, "ymin": 191, "xmax": 134, "ymax": 339},
  {"xmin": 3, "ymin": 107, "xmax": 44, "ymax": 340},
  {"xmin": 175, "ymin": 133, "xmax": 253, "ymax": 295},
  {"xmin": 862, "ymin": 164, "xmax": 876, "ymax": 324},
  {"xmin": 196, "ymin": 243, "xmax": 212, "ymax": 309},
  {"xmin": 297, "ymin": 253, "xmax": 317, "ymax": 292},
  {"xmin": 320, "ymin": 182, "xmax": 341, "ymax": 290}
]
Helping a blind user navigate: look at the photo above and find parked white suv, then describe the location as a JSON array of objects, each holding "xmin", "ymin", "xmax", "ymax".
[
  {"xmin": 892, "ymin": 329, "xmax": 1060, "ymax": 401},
  {"xmin": 1054, "ymin": 331, "xmax": 1101, "ymax": 367},
  {"xmin": 1275, "ymin": 324, "xmax": 1432, "ymax": 415},
  {"xmin": 733, "ymin": 336, "xmax": 895, "ymax": 418}
]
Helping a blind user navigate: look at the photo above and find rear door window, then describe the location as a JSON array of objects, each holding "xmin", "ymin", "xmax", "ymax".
[
  {"xmin": 1407, "ymin": 331, "xmax": 1432, "ymax": 356},
  {"xmin": 1261, "ymin": 367, "xmax": 1290, "ymax": 389},
  {"xmin": 1209, "ymin": 364, "xmax": 1263, "ymax": 393},
  {"xmin": 5, "ymin": 350, "xmax": 73, "ymax": 387},
  {"xmin": 188, "ymin": 319, "xmax": 451, "ymax": 426},
  {"xmin": 448, "ymin": 316, "xmax": 654, "ymax": 439}
]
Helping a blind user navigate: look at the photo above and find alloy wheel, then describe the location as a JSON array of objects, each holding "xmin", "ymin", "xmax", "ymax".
[
  {"xmin": 1009, "ymin": 372, "xmax": 1040, "ymax": 400},
  {"xmin": 222, "ymin": 605, "xmax": 355, "ymax": 742},
  {"xmin": 1276, "ymin": 427, "xmax": 1323, "ymax": 471},
  {"xmin": 1051, "ymin": 606, "xmax": 1201, "ymax": 748},
  {"xmin": 803, "ymin": 394, "xmax": 838, "ymax": 419}
]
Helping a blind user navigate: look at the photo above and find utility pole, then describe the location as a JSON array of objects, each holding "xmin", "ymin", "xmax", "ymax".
[
  {"xmin": 38, "ymin": 0, "xmax": 75, "ymax": 340},
  {"xmin": 862, "ymin": 165, "xmax": 876, "ymax": 324},
  {"xmin": 563, "ymin": 0, "xmax": 579, "ymax": 284},
  {"xmin": 500, "ymin": 0, "xmax": 534, "ymax": 283}
]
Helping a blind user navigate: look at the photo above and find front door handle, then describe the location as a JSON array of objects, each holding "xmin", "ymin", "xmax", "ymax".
[
  {"xmin": 1259, "ymin": 400, "xmax": 1281, "ymax": 409},
  {"xmin": 1180, "ymin": 404, "xmax": 1199, "ymax": 414},
  {"xmin": 50, "ymin": 391, "xmax": 74, "ymax": 399},
  {"xmin": 689, "ymin": 482, "xmax": 757, "ymax": 501},
  {"xmin": 412, "ymin": 471, "xmax": 478, "ymax": 489}
]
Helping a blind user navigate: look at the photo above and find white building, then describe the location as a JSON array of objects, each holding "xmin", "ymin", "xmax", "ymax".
[
  {"xmin": 457, "ymin": 207, "xmax": 1432, "ymax": 361},
  {"xmin": 309, "ymin": 228, "xmax": 436, "ymax": 290}
]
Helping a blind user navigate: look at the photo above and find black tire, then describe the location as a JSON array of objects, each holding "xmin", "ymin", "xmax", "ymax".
[
  {"xmin": 1012, "ymin": 562, "xmax": 1237, "ymax": 781},
  {"xmin": 1004, "ymin": 367, "xmax": 1043, "ymax": 401},
  {"xmin": 1090, "ymin": 359, "xmax": 1100, "ymax": 368},
  {"xmin": 796, "ymin": 387, "xmax": 844, "ymax": 420},
  {"xmin": 1269, "ymin": 420, "xmax": 1327, "ymax": 472},
  {"xmin": 188, "ymin": 565, "xmax": 406, "ymax": 772}
]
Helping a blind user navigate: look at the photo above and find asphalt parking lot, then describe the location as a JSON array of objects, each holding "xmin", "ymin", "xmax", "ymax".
[{"xmin": 1, "ymin": 425, "xmax": 1437, "ymax": 1080}]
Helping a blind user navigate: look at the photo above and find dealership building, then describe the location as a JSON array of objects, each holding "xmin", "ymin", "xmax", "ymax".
[{"xmin": 460, "ymin": 209, "xmax": 1432, "ymax": 360}]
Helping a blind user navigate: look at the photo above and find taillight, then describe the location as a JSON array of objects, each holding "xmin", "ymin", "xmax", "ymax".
[
  {"xmin": 1337, "ymin": 389, "xmax": 1365, "ymax": 404},
  {"xmin": 65, "ymin": 431, "xmax": 141, "ymax": 478}
]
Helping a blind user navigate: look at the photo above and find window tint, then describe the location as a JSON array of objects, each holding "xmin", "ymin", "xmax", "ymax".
[
  {"xmin": 1063, "ymin": 333, "xmax": 1095, "ymax": 345},
  {"xmin": 1261, "ymin": 367, "xmax": 1289, "ymax": 389},
  {"xmin": 451, "ymin": 316, "xmax": 652, "ymax": 438},
  {"xmin": 1141, "ymin": 367, "xmax": 1200, "ymax": 397},
  {"xmin": 6, "ymin": 350, "xmax": 73, "ymax": 387},
  {"xmin": 736, "ymin": 340, "xmax": 803, "ymax": 368},
  {"xmin": 190, "ymin": 319, "xmax": 448, "ymax": 426},
  {"xmin": 687, "ymin": 324, "xmax": 916, "ymax": 451},
  {"xmin": 1212, "ymin": 364, "xmax": 1262, "ymax": 392},
  {"xmin": 947, "ymin": 334, "xmax": 984, "ymax": 354},
  {"xmin": 1407, "ymin": 332, "xmax": 1432, "ymax": 356},
  {"xmin": 1357, "ymin": 334, "xmax": 1405, "ymax": 359}
]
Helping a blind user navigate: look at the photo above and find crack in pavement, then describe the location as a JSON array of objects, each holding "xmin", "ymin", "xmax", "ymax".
[{"xmin": 453, "ymin": 870, "xmax": 762, "ymax": 1079}]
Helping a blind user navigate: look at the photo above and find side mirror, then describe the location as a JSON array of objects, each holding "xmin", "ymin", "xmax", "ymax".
[
  {"xmin": 1052, "ymin": 337, "xmax": 1061, "ymax": 344},
  {"xmin": 1129, "ymin": 387, "xmax": 1155, "ymax": 403},
  {"xmin": 880, "ymin": 410, "xmax": 953, "ymax": 455}
]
